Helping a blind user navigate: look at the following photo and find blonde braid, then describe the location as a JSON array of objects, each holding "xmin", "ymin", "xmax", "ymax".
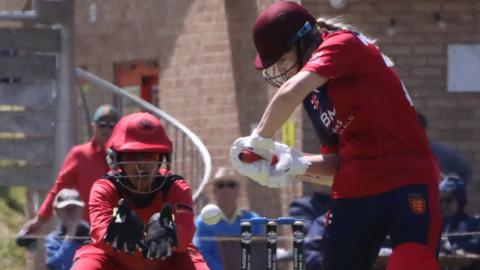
[
  {"xmin": 316, "ymin": 17, "xmax": 377, "ymax": 44},
  {"xmin": 316, "ymin": 17, "xmax": 353, "ymax": 31}
]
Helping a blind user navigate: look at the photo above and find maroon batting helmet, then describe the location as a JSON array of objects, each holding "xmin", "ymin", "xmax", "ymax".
[{"xmin": 253, "ymin": 1, "xmax": 317, "ymax": 70}]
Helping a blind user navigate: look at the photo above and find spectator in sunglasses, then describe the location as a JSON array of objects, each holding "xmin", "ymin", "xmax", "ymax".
[
  {"xmin": 193, "ymin": 167, "xmax": 264, "ymax": 270},
  {"xmin": 439, "ymin": 175, "xmax": 480, "ymax": 264},
  {"xmin": 18, "ymin": 105, "xmax": 120, "ymax": 242}
]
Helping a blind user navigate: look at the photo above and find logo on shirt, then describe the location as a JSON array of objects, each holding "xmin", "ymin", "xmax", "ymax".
[
  {"xmin": 311, "ymin": 94, "xmax": 319, "ymax": 110},
  {"xmin": 325, "ymin": 210, "xmax": 333, "ymax": 226},
  {"xmin": 308, "ymin": 51, "xmax": 324, "ymax": 65},
  {"xmin": 331, "ymin": 115, "xmax": 355, "ymax": 135},
  {"xmin": 409, "ymin": 194, "xmax": 426, "ymax": 215},
  {"xmin": 321, "ymin": 108, "xmax": 336, "ymax": 127}
]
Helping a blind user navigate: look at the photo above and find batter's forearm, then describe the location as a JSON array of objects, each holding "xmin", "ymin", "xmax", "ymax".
[
  {"xmin": 305, "ymin": 153, "xmax": 340, "ymax": 176},
  {"xmin": 257, "ymin": 87, "xmax": 299, "ymax": 138}
]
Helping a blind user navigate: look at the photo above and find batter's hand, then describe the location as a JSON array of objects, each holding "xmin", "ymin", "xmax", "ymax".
[
  {"xmin": 272, "ymin": 142, "xmax": 311, "ymax": 176},
  {"xmin": 231, "ymin": 140, "xmax": 311, "ymax": 188},
  {"xmin": 229, "ymin": 131, "xmax": 275, "ymax": 184}
]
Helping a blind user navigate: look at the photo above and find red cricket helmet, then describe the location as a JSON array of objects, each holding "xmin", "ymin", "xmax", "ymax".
[
  {"xmin": 105, "ymin": 112, "xmax": 173, "ymax": 195},
  {"xmin": 253, "ymin": 1, "xmax": 317, "ymax": 70},
  {"xmin": 106, "ymin": 112, "xmax": 172, "ymax": 154},
  {"xmin": 387, "ymin": 243, "xmax": 440, "ymax": 270}
]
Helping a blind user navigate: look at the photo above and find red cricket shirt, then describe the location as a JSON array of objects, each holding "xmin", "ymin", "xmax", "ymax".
[
  {"xmin": 302, "ymin": 30, "xmax": 439, "ymax": 199},
  {"xmin": 75, "ymin": 177, "xmax": 197, "ymax": 270},
  {"xmin": 38, "ymin": 140, "xmax": 109, "ymax": 222}
]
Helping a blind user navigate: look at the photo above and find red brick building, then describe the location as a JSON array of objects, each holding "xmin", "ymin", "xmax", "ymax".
[{"xmin": 74, "ymin": 0, "xmax": 480, "ymax": 216}]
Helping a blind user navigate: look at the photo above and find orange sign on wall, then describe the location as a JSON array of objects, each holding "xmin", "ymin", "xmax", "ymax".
[{"xmin": 114, "ymin": 60, "xmax": 159, "ymax": 105}]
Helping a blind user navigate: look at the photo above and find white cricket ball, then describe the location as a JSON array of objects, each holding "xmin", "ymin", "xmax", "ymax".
[{"xmin": 200, "ymin": 204, "xmax": 223, "ymax": 225}]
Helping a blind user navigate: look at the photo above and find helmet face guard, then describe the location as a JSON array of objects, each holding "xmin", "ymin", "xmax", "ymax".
[
  {"xmin": 260, "ymin": 22, "xmax": 315, "ymax": 88},
  {"xmin": 105, "ymin": 112, "xmax": 175, "ymax": 195},
  {"xmin": 113, "ymin": 153, "xmax": 172, "ymax": 194},
  {"xmin": 262, "ymin": 61, "xmax": 299, "ymax": 88}
]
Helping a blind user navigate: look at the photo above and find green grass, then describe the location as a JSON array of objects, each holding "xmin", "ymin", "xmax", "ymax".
[{"xmin": 0, "ymin": 186, "xmax": 27, "ymax": 270}]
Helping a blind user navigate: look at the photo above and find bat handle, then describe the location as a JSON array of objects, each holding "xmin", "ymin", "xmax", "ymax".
[{"xmin": 238, "ymin": 149, "xmax": 278, "ymax": 165}]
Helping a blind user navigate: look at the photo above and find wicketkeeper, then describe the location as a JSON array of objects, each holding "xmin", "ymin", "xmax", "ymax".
[{"xmin": 72, "ymin": 112, "xmax": 208, "ymax": 270}]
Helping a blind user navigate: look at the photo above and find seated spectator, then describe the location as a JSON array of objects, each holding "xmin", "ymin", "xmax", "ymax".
[
  {"xmin": 45, "ymin": 189, "xmax": 90, "ymax": 270},
  {"xmin": 439, "ymin": 175, "xmax": 480, "ymax": 257},
  {"xmin": 193, "ymin": 167, "xmax": 264, "ymax": 270},
  {"xmin": 288, "ymin": 184, "xmax": 331, "ymax": 234},
  {"xmin": 418, "ymin": 112, "xmax": 473, "ymax": 183}
]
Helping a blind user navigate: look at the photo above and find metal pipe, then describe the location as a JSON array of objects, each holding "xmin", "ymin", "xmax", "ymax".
[{"xmin": 54, "ymin": 1, "xmax": 75, "ymax": 173}]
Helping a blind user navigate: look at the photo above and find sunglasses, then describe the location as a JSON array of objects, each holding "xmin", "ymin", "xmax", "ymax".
[
  {"xmin": 215, "ymin": 181, "xmax": 238, "ymax": 189},
  {"xmin": 96, "ymin": 121, "xmax": 116, "ymax": 129}
]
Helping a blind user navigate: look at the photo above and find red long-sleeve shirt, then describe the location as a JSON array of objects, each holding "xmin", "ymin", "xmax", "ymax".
[
  {"xmin": 76, "ymin": 177, "xmax": 196, "ymax": 270},
  {"xmin": 302, "ymin": 31, "xmax": 439, "ymax": 198},
  {"xmin": 38, "ymin": 140, "xmax": 109, "ymax": 222}
]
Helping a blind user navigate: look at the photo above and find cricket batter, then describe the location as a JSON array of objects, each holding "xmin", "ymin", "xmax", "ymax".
[{"xmin": 230, "ymin": 2, "xmax": 441, "ymax": 269}]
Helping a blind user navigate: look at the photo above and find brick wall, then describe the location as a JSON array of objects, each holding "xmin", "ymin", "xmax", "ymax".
[{"xmin": 74, "ymin": 0, "xmax": 480, "ymax": 215}]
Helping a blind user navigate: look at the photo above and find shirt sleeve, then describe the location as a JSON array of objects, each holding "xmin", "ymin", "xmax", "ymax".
[
  {"xmin": 45, "ymin": 233, "xmax": 80, "ymax": 270},
  {"xmin": 165, "ymin": 179, "xmax": 196, "ymax": 252},
  {"xmin": 302, "ymin": 31, "xmax": 361, "ymax": 80},
  {"xmin": 88, "ymin": 179, "xmax": 118, "ymax": 244},
  {"xmin": 38, "ymin": 147, "xmax": 81, "ymax": 219}
]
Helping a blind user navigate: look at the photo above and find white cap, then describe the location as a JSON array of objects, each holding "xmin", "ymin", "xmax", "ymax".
[{"xmin": 53, "ymin": 189, "xmax": 85, "ymax": 209}]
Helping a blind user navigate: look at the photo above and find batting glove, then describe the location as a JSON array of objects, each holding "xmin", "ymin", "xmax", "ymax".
[
  {"xmin": 104, "ymin": 198, "xmax": 144, "ymax": 255},
  {"xmin": 260, "ymin": 142, "xmax": 311, "ymax": 188},
  {"xmin": 229, "ymin": 131, "xmax": 275, "ymax": 184},
  {"xmin": 140, "ymin": 204, "xmax": 178, "ymax": 260},
  {"xmin": 272, "ymin": 142, "xmax": 311, "ymax": 176}
]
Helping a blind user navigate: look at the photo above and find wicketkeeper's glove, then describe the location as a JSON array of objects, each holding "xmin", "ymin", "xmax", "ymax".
[
  {"xmin": 104, "ymin": 198, "xmax": 144, "ymax": 254},
  {"xmin": 140, "ymin": 203, "xmax": 178, "ymax": 260}
]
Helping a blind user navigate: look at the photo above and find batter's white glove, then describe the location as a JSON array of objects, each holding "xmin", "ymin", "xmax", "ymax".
[
  {"xmin": 230, "ymin": 135, "xmax": 311, "ymax": 188},
  {"xmin": 272, "ymin": 142, "xmax": 311, "ymax": 177},
  {"xmin": 229, "ymin": 130, "xmax": 275, "ymax": 185},
  {"xmin": 256, "ymin": 142, "xmax": 311, "ymax": 188}
]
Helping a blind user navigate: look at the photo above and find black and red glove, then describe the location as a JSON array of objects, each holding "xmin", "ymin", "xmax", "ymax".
[
  {"xmin": 104, "ymin": 198, "xmax": 144, "ymax": 254},
  {"xmin": 141, "ymin": 204, "xmax": 178, "ymax": 260}
]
